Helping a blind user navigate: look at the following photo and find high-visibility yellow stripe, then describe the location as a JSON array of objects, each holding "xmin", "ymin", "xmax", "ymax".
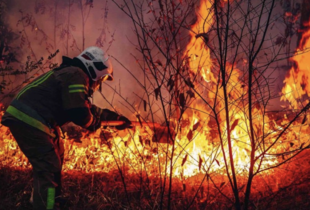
[
  {"xmin": 69, "ymin": 89, "xmax": 88, "ymax": 94},
  {"xmin": 6, "ymin": 106, "xmax": 56, "ymax": 138},
  {"xmin": 16, "ymin": 71, "xmax": 54, "ymax": 99},
  {"xmin": 46, "ymin": 187, "xmax": 55, "ymax": 209},
  {"xmin": 16, "ymin": 71, "xmax": 53, "ymax": 99},
  {"xmin": 69, "ymin": 84, "xmax": 88, "ymax": 90}
]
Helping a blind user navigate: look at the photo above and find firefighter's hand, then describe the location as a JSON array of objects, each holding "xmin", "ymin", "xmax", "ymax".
[
  {"xmin": 115, "ymin": 115, "xmax": 132, "ymax": 130},
  {"xmin": 90, "ymin": 105, "xmax": 103, "ymax": 118},
  {"xmin": 86, "ymin": 115, "xmax": 101, "ymax": 132},
  {"xmin": 101, "ymin": 109, "xmax": 120, "ymax": 121},
  {"xmin": 97, "ymin": 109, "xmax": 132, "ymax": 130}
]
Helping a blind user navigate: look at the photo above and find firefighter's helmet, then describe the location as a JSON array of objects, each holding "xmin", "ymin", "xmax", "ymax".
[{"xmin": 76, "ymin": 46, "xmax": 113, "ymax": 82}]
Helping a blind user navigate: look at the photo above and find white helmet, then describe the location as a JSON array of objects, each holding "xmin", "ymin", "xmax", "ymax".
[{"xmin": 76, "ymin": 46, "xmax": 113, "ymax": 81}]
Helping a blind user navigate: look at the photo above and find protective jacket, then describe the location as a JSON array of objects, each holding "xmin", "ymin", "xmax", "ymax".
[
  {"xmin": 1, "ymin": 54, "xmax": 130, "ymax": 209},
  {"xmin": 1, "ymin": 56, "xmax": 95, "ymax": 137}
]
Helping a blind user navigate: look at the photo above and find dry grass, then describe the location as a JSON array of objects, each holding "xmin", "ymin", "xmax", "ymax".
[{"xmin": 1, "ymin": 162, "xmax": 310, "ymax": 210}]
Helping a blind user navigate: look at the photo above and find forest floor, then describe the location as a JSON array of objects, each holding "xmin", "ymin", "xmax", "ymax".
[{"xmin": 1, "ymin": 161, "xmax": 310, "ymax": 210}]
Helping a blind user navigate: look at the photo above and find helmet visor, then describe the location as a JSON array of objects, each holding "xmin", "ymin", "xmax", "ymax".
[{"xmin": 93, "ymin": 61, "xmax": 107, "ymax": 71}]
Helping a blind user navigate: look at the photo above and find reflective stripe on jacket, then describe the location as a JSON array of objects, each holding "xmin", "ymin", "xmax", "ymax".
[
  {"xmin": 5, "ymin": 99, "xmax": 56, "ymax": 138},
  {"xmin": 1, "ymin": 57, "xmax": 94, "ymax": 131}
]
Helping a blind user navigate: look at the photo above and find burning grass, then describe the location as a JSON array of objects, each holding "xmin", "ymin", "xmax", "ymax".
[
  {"xmin": 2, "ymin": 1, "xmax": 310, "ymax": 208},
  {"xmin": 1, "ymin": 109, "xmax": 309, "ymax": 177},
  {"xmin": 1, "ymin": 154, "xmax": 310, "ymax": 210},
  {"xmin": 1, "ymin": 119, "xmax": 310, "ymax": 209}
]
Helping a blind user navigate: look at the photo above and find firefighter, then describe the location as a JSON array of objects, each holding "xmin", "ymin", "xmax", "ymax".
[{"xmin": 1, "ymin": 46, "xmax": 131, "ymax": 210}]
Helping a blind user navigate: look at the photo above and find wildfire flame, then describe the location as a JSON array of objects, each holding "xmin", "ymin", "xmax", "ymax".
[
  {"xmin": 1, "ymin": 0, "xmax": 310, "ymax": 181},
  {"xmin": 281, "ymin": 22, "xmax": 310, "ymax": 108}
]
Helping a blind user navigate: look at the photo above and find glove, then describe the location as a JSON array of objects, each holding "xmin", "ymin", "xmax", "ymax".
[
  {"xmin": 90, "ymin": 105, "xmax": 104, "ymax": 118},
  {"xmin": 100, "ymin": 109, "xmax": 119, "ymax": 121},
  {"xmin": 115, "ymin": 115, "xmax": 132, "ymax": 130},
  {"xmin": 86, "ymin": 114, "xmax": 101, "ymax": 132},
  {"xmin": 101, "ymin": 109, "xmax": 132, "ymax": 130},
  {"xmin": 90, "ymin": 105, "xmax": 132, "ymax": 130},
  {"xmin": 86, "ymin": 105, "xmax": 102, "ymax": 132}
]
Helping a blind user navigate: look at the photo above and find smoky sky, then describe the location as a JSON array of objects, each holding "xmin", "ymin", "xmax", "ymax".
[
  {"xmin": 4, "ymin": 0, "xmax": 143, "ymax": 117},
  {"xmin": 2, "ymin": 0, "xmax": 304, "ymax": 115}
]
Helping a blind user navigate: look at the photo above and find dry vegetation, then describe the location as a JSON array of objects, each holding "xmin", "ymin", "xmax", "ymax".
[
  {"xmin": 1, "ymin": 155, "xmax": 310, "ymax": 210},
  {"xmin": 2, "ymin": 0, "xmax": 310, "ymax": 209}
]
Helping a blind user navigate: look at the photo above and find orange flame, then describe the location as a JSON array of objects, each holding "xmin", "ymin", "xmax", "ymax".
[
  {"xmin": 281, "ymin": 22, "xmax": 310, "ymax": 108},
  {"xmin": 2, "ymin": 1, "xmax": 310, "ymax": 180}
]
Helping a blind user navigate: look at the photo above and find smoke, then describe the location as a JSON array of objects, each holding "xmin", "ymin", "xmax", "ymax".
[{"xmin": 1, "ymin": 0, "xmax": 305, "ymax": 115}]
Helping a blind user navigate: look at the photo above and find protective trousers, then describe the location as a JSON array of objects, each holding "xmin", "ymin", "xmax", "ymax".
[{"xmin": 8, "ymin": 121, "xmax": 64, "ymax": 210}]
